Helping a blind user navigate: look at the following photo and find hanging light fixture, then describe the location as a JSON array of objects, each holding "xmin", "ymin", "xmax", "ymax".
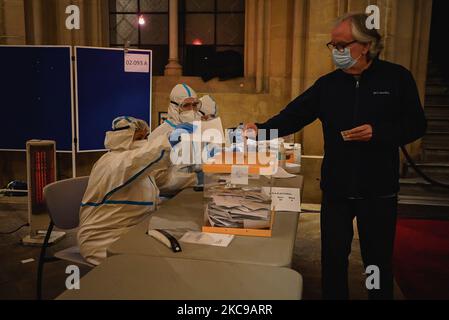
[{"xmin": 138, "ymin": 14, "xmax": 146, "ymax": 26}]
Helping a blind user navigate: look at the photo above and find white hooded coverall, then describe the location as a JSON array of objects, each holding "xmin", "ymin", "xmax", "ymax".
[
  {"xmin": 78, "ymin": 122, "xmax": 171, "ymax": 266},
  {"xmin": 199, "ymin": 95, "xmax": 218, "ymax": 119},
  {"xmin": 150, "ymin": 84, "xmax": 202, "ymax": 195}
]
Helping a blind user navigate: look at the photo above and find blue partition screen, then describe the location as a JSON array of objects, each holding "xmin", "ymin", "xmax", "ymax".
[
  {"xmin": 76, "ymin": 47, "xmax": 152, "ymax": 152},
  {"xmin": 0, "ymin": 46, "xmax": 73, "ymax": 151}
]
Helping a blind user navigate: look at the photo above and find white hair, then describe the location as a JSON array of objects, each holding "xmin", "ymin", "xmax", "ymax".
[{"xmin": 335, "ymin": 12, "xmax": 384, "ymax": 60}]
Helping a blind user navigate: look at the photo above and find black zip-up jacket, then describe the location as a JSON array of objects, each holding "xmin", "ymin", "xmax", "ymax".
[{"xmin": 257, "ymin": 59, "xmax": 427, "ymax": 198}]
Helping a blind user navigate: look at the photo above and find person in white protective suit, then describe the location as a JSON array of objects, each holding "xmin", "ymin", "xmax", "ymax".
[
  {"xmin": 150, "ymin": 84, "xmax": 205, "ymax": 195},
  {"xmin": 78, "ymin": 116, "xmax": 193, "ymax": 265},
  {"xmin": 199, "ymin": 94, "xmax": 218, "ymax": 121}
]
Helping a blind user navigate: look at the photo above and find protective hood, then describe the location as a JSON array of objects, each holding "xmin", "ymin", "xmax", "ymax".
[
  {"xmin": 199, "ymin": 95, "xmax": 218, "ymax": 118},
  {"xmin": 105, "ymin": 116, "xmax": 136, "ymax": 151},
  {"xmin": 104, "ymin": 129, "xmax": 135, "ymax": 151},
  {"xmin": 112, "ymin": 116, "xmax": 138, "ymax": 131},
  {"xmin": 168, "ymin": 84, "xmax": 198, "ymax": 125}
]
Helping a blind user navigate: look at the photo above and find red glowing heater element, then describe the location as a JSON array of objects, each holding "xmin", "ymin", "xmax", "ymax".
[
  {"xmin": 27, "ymin": 141, "xmax": 56, "ymax": 215},
  {"xmin": 138, "ymin": 15, "xmax": 146, "ymax": 25},
  {"xmin": 192, "ymin": 39, "xmax": 203, "ymax": 46},
  {"xmin": 22, "ymin": 140, "xmax": 58, "ymax": 245},
  {"xmin": 23, "ymin": 140, "xmax": 65, "ymax": 246}
]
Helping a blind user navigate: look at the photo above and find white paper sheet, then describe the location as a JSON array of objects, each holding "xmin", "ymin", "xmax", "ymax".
[
  {"xmin": 229, "ymin": 208, "xmax": 269, "ymax": 219},
  {"xmin": 263, "ymin": 187, "xmax": 301, "ymax": 212},
  {"xmin": 191, "ymin": 117, "xmax": 225, "ymax": 143},
  {"xmin": 212, "ymin": 195, "xmax": 242, "ymax": 208},
  {"xmin": 124, "ymin": 53, "xmax": 150, "ymax": 73},
  {"xmin": 273, "ymin": 167, "xmax": 297, "ymax": 179},
  {"xmin": 241, "ymin": 201, "xmax": 270, "ymax": 211},
  {"xmin": 206, "ymin": 187, "xmax": 272, "ymax": 229},
  {"xmin": 210, "ymin": 215, "xmax": 241, "ymax": 227},
  {"xmin": 180, "ymin": 231, "xmax": 235, "ymax": 247}
]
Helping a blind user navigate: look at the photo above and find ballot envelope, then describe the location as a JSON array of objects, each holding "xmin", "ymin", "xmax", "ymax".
[{"xmin": 202, "ymin": 152, "xmax": 276, "ymax": 237}]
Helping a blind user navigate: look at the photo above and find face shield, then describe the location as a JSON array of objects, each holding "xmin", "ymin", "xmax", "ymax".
[
  {"xmin": 179, "ymin": 97, "xmax": 202, "ymax": 112},
  {"xmin": 106, "ymin": 116, "xmax": 150, "ymax": 150},
  {"xmin": 178, "ymin": 97, "xmax": 203, "ymax": 123}
]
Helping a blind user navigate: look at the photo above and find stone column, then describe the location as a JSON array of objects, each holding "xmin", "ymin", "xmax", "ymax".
[
  {"xmin": 23, "ymin": 0, "xmax": 44, "ymax": 45},
  {"xmin": 244, "ymin": 0, "xmax": 256, "ymax": 77},
  {"xmin": 290, "ymin": 0, "xmax": 307, "ymax": 100},
  {"xmin": 244, "ymin": 0, "xmax": 270, "ymax": 92},
  {"xmin": 300, "ymin": 0, "xmax": 339, "ymax": 157},
  {"xmin": 165, "ymin": 0, "xmax": 182, "ymax": 76},
  {"xmin": 290, "ymin": 0, "xmax": 307, "ymax": 144},
  {"xmin": 83, "ymin": 0, "xmax": 109, "ymax": 47},
  {"xmin": 255, "ymin": 0, "xmax": 265, "ymax": 92}
]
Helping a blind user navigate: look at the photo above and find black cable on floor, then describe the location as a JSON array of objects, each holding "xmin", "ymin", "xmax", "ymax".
[
  {"xmin": 0, "ymin": 223, "xmax": 29, "ymax": 235},
  {"xmin": 401, "ymin": 146, "xmax": 449, "ymax": 189}
]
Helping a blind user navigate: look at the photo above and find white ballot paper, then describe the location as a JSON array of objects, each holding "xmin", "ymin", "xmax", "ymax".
[
  {"xmin": 273, "ymin": 167, "xmax": 297, "ymax": 179},
  {"xmin": 192, "ymin": 117, "xmax": 225, "ymax": 143},
  {"xmin": 180, "ymin": 231, "xmax": 235, "ymax": 247},
  {"xmin": 263, "ymin": 187, "xmax": 301, "ymax": 212},
  {"xmin": 231, "ymin": 165, "xmax": 249, "ymax": 185}
]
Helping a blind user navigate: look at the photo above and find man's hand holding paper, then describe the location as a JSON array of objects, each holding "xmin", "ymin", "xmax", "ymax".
[{"xmin": 341, "ymin": 124, "xmax": 373, "ymax": 142}]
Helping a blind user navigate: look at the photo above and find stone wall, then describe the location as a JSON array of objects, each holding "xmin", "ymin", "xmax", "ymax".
[
  {"xmin": 0, "ymin": 0, "xmax": 26, "ymax": 45},
  {"xmin": 0, "ymin": 0, "xmax": 433, "ymax": 203}
]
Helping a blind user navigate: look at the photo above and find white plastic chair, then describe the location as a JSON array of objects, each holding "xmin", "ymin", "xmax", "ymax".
[{"xmin": 37, "ymin": 176, "xmax": 94, "ymax": 300}]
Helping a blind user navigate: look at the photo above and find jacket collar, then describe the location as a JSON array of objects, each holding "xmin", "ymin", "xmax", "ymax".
[{"xmin": 338, "ymin": 58, "xmax": 380, "ymax": 79}]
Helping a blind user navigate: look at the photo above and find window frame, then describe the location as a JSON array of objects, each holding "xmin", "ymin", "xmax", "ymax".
[
  {"xmin": 109, "ymin": 0, "xmax": 170, "ymax": 47},
  {"xmin": 109, "ymin": 0, "xmax": 170, "ymax": 75},
  {"xmin": 179, "ymin": 0, "xmax": 245, "ymax": 74}
]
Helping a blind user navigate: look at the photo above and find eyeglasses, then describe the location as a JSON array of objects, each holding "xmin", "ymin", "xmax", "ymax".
[
  {"xmin": 179, "ymin": 101, "xmax": 201, "ymax": 112},
  {"xmin": 326, "ymin": 40, "xmax": 358, "ymax": 52}
]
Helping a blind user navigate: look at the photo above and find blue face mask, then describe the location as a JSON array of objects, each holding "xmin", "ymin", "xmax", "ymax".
[{"xmin": 332, "ymin": 48, "xmax": 361, "ymax": 70}]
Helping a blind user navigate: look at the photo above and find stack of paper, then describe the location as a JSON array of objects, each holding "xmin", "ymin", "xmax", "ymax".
[{"xmin": 205, "ymin": 189, "xmax": 272, "ymax": 229}]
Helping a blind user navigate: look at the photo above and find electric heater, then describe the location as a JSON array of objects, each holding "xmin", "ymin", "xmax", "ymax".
[{"xmin": 22, "ymin": 140, "xmax": 65, "ymax": 246}]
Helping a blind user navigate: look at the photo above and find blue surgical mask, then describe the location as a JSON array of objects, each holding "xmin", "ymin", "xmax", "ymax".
[{"xmin": 332, "ymin": 48, "xmax": 360, "ymax": 70}]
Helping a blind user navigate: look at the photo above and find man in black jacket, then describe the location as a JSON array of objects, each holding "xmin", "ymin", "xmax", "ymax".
[{"xmin": 245, "ymin": 13, "xmax": 426, "ymax": 300}]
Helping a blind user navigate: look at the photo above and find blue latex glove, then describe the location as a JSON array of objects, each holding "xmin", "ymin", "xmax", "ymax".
[
  {"xmin": 169, "ymin": 123, "xmax": 196, "ymax": 147},
  {"xmin": 207, "ymin": 144, "xmax": 221, "ymax": 158}
]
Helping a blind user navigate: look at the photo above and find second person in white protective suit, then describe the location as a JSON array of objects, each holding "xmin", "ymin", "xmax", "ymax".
[
  {"xmin": 150, "ymin": 84, "xmax": 204, "ymax": 196},
  {"xmin": 199, "ymin": 94, "xmax": 219, "ymax": 121},
  {"xmin": 78, "ymin": 116, "xmax": 194, "ymax": 265}
]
